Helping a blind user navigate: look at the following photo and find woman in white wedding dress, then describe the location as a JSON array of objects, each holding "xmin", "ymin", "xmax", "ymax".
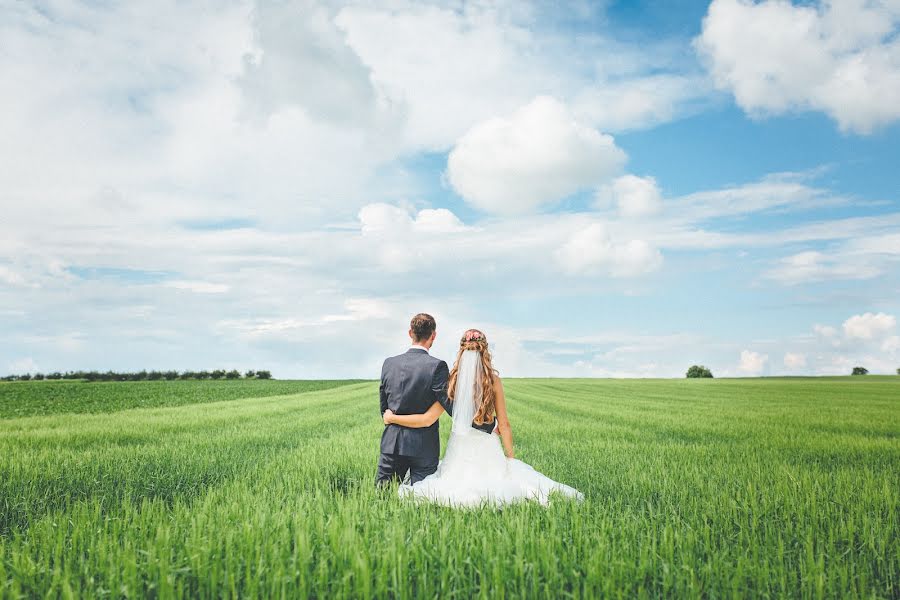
[{"xmin": 383, "ymin": 329, "xmax": 584, "ymax": 508}]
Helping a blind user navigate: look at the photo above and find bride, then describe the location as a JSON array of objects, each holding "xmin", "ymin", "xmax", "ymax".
[{"xmin": 383, "ymin": 329, "xmax": 583, "ymax": 507}]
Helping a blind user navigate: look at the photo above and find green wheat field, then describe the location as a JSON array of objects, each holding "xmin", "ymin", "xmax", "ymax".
[{"xmin": 0, "ymin": 377, "xmax": 897, "ymax": 598}]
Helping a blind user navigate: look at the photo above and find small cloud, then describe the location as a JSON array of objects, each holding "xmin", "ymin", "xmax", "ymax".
[
  {"xmin": 738, "ymin": 349, "xmax": 768, "ymax": 376},
  {"xmin": 358, "ymin": 203, "xmax": 466, "ymax": 235},
  {"xmin": 843, "ymin": 312, "xmax": 896, "ymax": 340},
  {"xmin": 596, "ymin": 174, "xmax": 663, "ymax": 218},
  {"xmin": 555, "ymin": 223, "xmax": 663, "ymax": 277},
  {"xmin": 813, "ymin": 324, "xmax": 837, "ymax": 338},
  {"xmin": 784, "ymin": 352, "xmax": 807, "ymax": 369},
  {"xmin": 413, "ymin": 208, "xmax": 466, "ymax": 233}
]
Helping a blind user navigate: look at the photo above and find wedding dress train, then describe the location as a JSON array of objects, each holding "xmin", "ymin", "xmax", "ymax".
[{"xmin": 398, "ymin": 426, "xmax": 584, "ymax": 507}]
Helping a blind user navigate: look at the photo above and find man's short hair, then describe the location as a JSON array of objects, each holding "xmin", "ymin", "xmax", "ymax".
[{"xmin": 410, "ymin": 313, "xmax": 436, "ymax": 342}]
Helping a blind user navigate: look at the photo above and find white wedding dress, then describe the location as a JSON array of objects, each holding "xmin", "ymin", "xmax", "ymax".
[{"xmin": 398, "ymin": 351, "xmax": 584, "ymax": 508}]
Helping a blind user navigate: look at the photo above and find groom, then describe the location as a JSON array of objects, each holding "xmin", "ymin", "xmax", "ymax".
[{"xmin": 376, "ymin": 313, "xmax": 453, "ymax": 486}]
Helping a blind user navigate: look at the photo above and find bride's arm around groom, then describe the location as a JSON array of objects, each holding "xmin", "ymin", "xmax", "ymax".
[{"xmin": 383, "ymin": 401, "xmax": 444, "ymax": 428}]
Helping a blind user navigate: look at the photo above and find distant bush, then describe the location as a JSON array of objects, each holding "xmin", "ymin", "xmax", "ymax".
[
  {"xmin": 897, "ymin": 368, "xmax": 900, "ymax": 375},
  {"xmin": 851, "ymin": 367, "xmax": 868, "ymax": 376},
  {"xmin": 686, "ymin": 365, "xmax": 714, "ymax": 378},
  {"xmin": 0, "ymin": 369, "xmax": 276, "ymax": 382}
]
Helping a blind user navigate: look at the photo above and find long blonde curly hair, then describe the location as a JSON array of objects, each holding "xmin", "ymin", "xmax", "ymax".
[{"xmin": 447, "ymin": 329, "xmax": 499, "ymax": 425}]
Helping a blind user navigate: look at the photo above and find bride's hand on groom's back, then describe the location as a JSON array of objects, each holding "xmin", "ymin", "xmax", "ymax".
[{"xmin": 383, "ymin": 409, "xmax": 395, "ymax": 425}]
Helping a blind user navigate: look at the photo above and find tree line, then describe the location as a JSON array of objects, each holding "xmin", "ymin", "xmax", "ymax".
[
  {"xmin": 686, "ymin": 364, "xmax": 899, "ymax": 378},
  {"xmin": 1, "ymin": 369, "xmax": 273, "ymax": 382}
]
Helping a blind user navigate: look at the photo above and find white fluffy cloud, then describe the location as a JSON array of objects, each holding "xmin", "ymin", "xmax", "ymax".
[
  {"xmin": 843, "ymin": 312, "xmax": 897, "ymax": 339},
  {"xmin": 555, "ymin": 224, "xmax": 663, "ymax": 277},
  {"xmin": 358, "ymin": 203, "xmax": 466, "ymax": 236},
  {"xmin": 356, "ymin": 203, "xmax": 470, "ymax": 272},
  {"xmin": 696, "ymin": 0, "xmax": 900, "ymax": 134},
  {"xmin": 596, "ymin": 175, "xmax": 663, "ymax": 218},
  {"xmin": 446, "ymin": 97, "xmax": 627, "ymax": 215},
  {"xmin": 738, "ymin": 350, "xmax": 769, "ymax": 375}
]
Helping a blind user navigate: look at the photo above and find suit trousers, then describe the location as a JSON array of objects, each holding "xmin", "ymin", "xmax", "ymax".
[{"xmin": 375, "ymin": 452, "xmax": 439, "ymax": 486}]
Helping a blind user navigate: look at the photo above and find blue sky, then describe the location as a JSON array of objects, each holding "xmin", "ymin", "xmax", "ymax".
[{"xmin": 1, "ymin": 0, "xmax": 899, "ymax": 378}]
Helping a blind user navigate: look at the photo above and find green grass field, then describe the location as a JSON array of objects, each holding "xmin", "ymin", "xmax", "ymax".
[
  {"xmin": 0, "ymin": 379, "xmax": 364, "ymax": 418},
  {"xmin": 0, "ymin": 377, "xmax": 897, "ymax": 598}
]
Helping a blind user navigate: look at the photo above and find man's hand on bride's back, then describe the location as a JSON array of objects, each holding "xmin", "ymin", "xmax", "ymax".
[{"xmin": 383, "ymin": 409, "xmax": 395, "ymax": 425}]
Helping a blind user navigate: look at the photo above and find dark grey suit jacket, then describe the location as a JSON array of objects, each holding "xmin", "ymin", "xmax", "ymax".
[{"xmin": 380, "ymin": 348, "xmax": 453, "ymax": 458}]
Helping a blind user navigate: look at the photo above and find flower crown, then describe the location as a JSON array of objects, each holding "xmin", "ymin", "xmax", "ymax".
[{"xmin": 462, "ymin": 329, "xmax": 485, "ymax": 343}]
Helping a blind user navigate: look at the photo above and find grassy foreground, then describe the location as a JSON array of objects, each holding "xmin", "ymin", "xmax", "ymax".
[{"xmin": 0, "ymin": 377, "xmax": 897, "ymax": 598}]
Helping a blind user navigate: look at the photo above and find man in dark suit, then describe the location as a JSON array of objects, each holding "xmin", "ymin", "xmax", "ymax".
[{"xmin": 376, "ymin": 313, "xmax": 453, "ymax": 485}]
